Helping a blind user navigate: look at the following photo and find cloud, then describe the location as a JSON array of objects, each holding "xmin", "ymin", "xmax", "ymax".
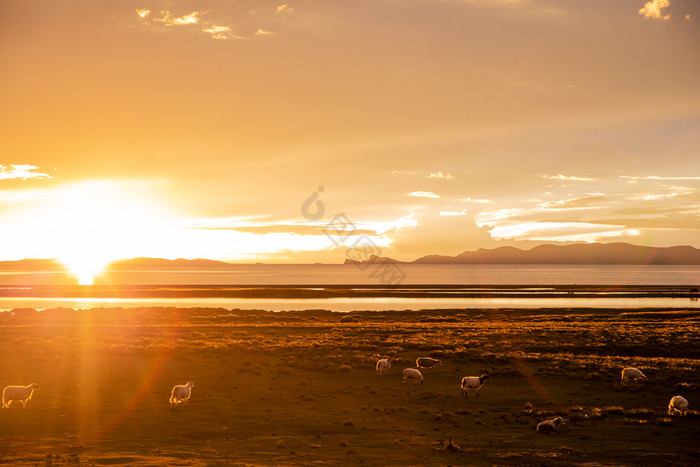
[
  {"xmin": 408, "ymin": 191, "xmax": 440, "ymax": 198},
  {"xmin": 150, "ymin": 11, "xmax": 203, "ymax": 27},
  {"xmin": 487, "ymin": 221, "xmax": 640, "ymax": 243},
  {"xmin": 632, "ymin": 192, "xmax": 692, "ymax": 201},
  {"xmin": 137, "ymin": 9, "xmax": 243, "ymax": 40},
  {"xmin": 461, "ymin": 197, "xmax": 493, "ymax": 204},
  {"xmin": 171, "ymin": 12, "xmax": 201, "ymax": 26},
  {"xmin": 620, "ymin": 175, "xmax": 700, "ymax": 181},
  {"xmin": 535, "ymin": 195, "xmax": 611, "ymax": 210},
  {"xmin": 276, "ymin": 4, "xmax": 293, "ymax": 14},
  {"xmin": 181, "ymin": 214, "xmax": 418, "ymax": 252},
  {"xmin": 202, "ymin": 224, "xmax": 377, "ymax": 236},
  {"xmin": 439, "ymin": 209, "xmax": 468, "ymax": 216},
  {"xmin": 475, "ymin": 196, "xmax": 610, "ymax": 228},
  {"xmin": 638, "ymin": 0, "xmax": 671, "ymax": 20},
  {"xmin": 0, "ymin": 164, "xmax": 52, "ymax": 181},
  {"xmin": 203, "ymin": 25, "xmax": 241, "ymax": 40},
  {"xmin": 428, "ymin": 171, "xmax": 454, "ymax": 179},
  {"xmin": 254, "ymin": 28, "xmax": 275, "ymax": 36},
  {"xmin": 541, "ymin": 174, "xmax": 596, "ymax": 181}
]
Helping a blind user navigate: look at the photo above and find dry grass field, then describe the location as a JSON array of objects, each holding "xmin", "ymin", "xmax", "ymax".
[{"xmin": 0, "ymin": 306, "xmax": 699, "ymax": 466}]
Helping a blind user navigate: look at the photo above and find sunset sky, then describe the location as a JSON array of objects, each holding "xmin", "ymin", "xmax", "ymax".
[{"xmin": 1, "ymin": 0, "xmax": 699, "ymax": 269}]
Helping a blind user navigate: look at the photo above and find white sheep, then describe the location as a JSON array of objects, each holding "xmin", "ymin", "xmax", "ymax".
[
  {"xmin": 620, "ymin": 367, "xmax": 647, "ymax": 384},
  {"xmin": 170, "ymin": 381, "xmax": 194, "ymax": 406},
  {"xmin": 668, "ymin": 395, "xmax": 688, "ymax": 416},
  {"xmin": 2, "ymin": 383, "xmax": 39, "ymax": 409},
  {"xmin": 376, "ymin": 358, "xmax": 391, "ymax": 375},
  {"xmin": 402, "ymin": 368, "xmax": 424, "ymax": 384},
  {"xmin": 536, "ymin": 416, "xmax": 566, "ymax": 434},
  {"xmin": 460, "ymin": 374, "xmax": 489, "ymax": 398},
  {"xmin": 416, "ymin": 357, "xmax": 441, "ymax": 369}
]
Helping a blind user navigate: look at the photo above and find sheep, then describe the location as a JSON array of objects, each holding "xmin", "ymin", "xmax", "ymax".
[
  {"xmin": 460, "ymin": 374, "xmax": 489, "ymax": 398},
  {"xmin": 536, "ymin": 416, "xmax": 566, "ymax": 434},
  {"xmin": 169, "ymin": 381, "xmax": 194, "ymax": 406},
  {"xmin": 2, "ymin": 383, "xmax": 39, "ymax": 409},
  {"xmin": 668, "ymin": 395, "xmax": 688, "ymax": 416},
  {"xmin": 415, "ymin": 357, "xmax": 441, "ymax": 369},
  {"xmin": 402, "ymin": 368, "xmax": 424, "ymax": 385},
  {"xmin": 620, "ymin": 367, "xmax": 647, "ymax": 384},
  {"xmin": 376, "ymin": 358, "xmax": 391, "ymax": 375}
]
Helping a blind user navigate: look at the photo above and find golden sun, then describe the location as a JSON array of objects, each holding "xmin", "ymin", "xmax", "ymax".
[{"xmin": 13, "ymin": 181, "xmax": 174, "ymax": 285}]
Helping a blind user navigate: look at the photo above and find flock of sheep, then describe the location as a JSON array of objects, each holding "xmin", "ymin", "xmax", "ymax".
[
  {"xmin": 376, "ymin": 358, "xmax": 692, "ymax": 434},
  {"xmin": 1, "ymin": 362, "xmax": 691, "ymax": 438},
  {"xmin": 0, "ymin": 381, "xmax": 195, "ymax": 411}
]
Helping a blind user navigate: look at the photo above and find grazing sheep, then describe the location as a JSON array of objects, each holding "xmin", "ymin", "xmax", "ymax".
[
  {"xmin": 416, "ymin": 357, "xmax": 441, "ymax": 369},
  {"xmin": 621, "ymin": 367, "xmax": 647, "ymax": 384},
  {"xmin": 376, "ymin": 358, "xmax": 391, "ymax": 375},
  {"xmin": 402, "ymin": 368, "xmax": 424, "ymax": 385},
  {"xmin": 536, "ymin": 416, "xmax": 566, "ymax": 434},
  {"xmin": 668, "ymin": 395, "xmax": 689, "ymax": 416},
  {"xmin": 2, "ymin": 383, "xmax": 39, "ymax": 409},
  {"xmin": 460, "ymin": 374, "xmax": 490, "ymax": 398},
  {"xmin": 170, "ymin": 381, "xmax": 194, "ymax": 406}
]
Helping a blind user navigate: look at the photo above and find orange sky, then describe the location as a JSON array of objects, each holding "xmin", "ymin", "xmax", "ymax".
[{"xmin": 1, "ymin": 0, "xmax": 699, "ymax": 267}]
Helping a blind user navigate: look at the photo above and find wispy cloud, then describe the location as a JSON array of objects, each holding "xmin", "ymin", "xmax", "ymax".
[
  {"xmin": 541, "ymin": 174, "xmax": 596, "ymax": 181},
  {"xmin": 487, "ymin": 221, "xmax": 640, "ymax": 243},
  {"xmin": 620, "ymin": 175, "xmax": 700, "ymax": 181},
  {"xmin": 168, "ymin": 11, "xmax": 201, "ymax": 26},
  {"xmin": 428, "ymin": 171, "xmax": 454, "ymax": 179},
  {"xmin": 203, "ymin": 25, "xmax": 241, "ymax": 40},
  {"xmin": 439, "ymin": 209, "xmax": 468, "ymax": 216},
  {"xmin": 535, "ymin": 195, "xmax": 610, "ymax": 210},
  {"xmin": 0, "ymin": 164, "xmax": 52, "ymax": 181},
  {"xmin": 276, "ymin": 4, "xmax": 293, "ymax": 14},
  {"xmin": 638, "ymin": 0, "xmax": 671, "ymax": 20},
  {"xmin": 136, "ymin": 9, "xmax": 243, "ymax": 40},
  {"xmin": 409, "ymin": 191, "xmax": 440, "ymax": 198},
  {"xmin": 630, "ymin": 192, "xmax": 692, "ymax": 201},
  {"xmin": 461, "ymin": 197, "xmax": 492, "ymax": 203},
  {"xmin": 254, "ymin": 28, "xmax": 275, "ymax": 36}
]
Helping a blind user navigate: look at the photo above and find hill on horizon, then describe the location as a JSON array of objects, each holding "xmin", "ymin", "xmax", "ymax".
[
  {"xmin": 2, "ymin": 243, "xmax": 700, "ymax": 270},
  {"xmin": 349, "ymin": 242, "xmax": 700, "ymax": 265}
]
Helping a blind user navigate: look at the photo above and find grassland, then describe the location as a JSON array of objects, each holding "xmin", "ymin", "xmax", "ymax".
[{"xmin": 0, "ymin": 306, "xmax": 699, "ymax": 466}]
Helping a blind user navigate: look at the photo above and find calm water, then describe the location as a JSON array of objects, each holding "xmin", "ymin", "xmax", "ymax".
[
  {"xmin": 1, "ymin": 264, "xmax": 699, "ymax": 286},
  {"xmin": 0, "ymin": 265, "xmax": 698, "ymax": 311},
  {"xmin": 1, "ymin": 295, "xmax": 698, "ymax": 312}
]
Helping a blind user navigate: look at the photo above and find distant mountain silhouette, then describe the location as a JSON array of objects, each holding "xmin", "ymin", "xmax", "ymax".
[
  {"xmin": 3, "ymin": 243, "xmax": 700, "ymax": 271},
  {"xmin": 412, "ymin": 243, "xmax": 700, "ymax": 265},
  {"xmin": 0, "ymin": 259, "xmax": 66, "ymax": 270},
  {"xmin": 344, "ymin": 254, "xmax": 401, "ymax": 266},
  {"xmin": 0, "ymin": 257, "xmax": 235, "ymax": 271},
  {"xmin": 345, "ymin": 243, "xmax": 700, "ymax": 265},
  {"xmin": 106, "ymin": 257, "xmax": 237, "ymax": 270}
]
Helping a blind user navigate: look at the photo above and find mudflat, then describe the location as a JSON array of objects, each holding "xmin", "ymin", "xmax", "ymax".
[{"xmin": 1, "ymin": 306, "xmax": 699, "ymax": 466}]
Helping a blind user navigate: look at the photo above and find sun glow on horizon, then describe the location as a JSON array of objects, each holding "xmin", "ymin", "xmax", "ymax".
[
  {"xmin": 0, "ymin": 180, "xmax": 177, "ymax": 285},
  {"xmin": 1, "ymin": 179, "xmax": 417, "ymax": 275}
]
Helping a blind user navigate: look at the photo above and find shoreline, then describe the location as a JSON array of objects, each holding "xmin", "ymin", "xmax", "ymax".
[{"xmin": 1, "ymin": 284, "xmax": 698, "ymax": 299}]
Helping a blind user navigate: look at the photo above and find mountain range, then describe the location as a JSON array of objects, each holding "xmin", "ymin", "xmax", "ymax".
[
  {"xmin": 347, "ymin": 242, "xmax": 700, "ymax": 265},
  {"xmin": 2, "ymin": 243, "xmax": 700, "ymax": 270}
]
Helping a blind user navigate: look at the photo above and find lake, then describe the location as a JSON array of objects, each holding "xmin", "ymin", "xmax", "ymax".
[
  {"xmin": 1, "ymin": 264, "xmax": 699, "ymax": 286},
  {"xmin": 1, "ymin": 264, "xmax": 698, "ymax": 311}
]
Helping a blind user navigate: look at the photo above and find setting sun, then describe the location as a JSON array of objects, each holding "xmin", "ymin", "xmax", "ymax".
[{"xmin": 2, "ymin": 180, "xmax": 175, "ymax": 285}]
